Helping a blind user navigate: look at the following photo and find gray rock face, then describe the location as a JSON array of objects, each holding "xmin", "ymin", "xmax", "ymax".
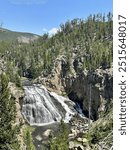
[
  {"xmin": 17, "ymin": 35, "xmax": 39, "ymax": 43},
  {"xmin": 35, "ymin": 55, "xmax": 113, "ymax": 121},
  {"xmin": 65, "ymin": 68, "xmax": 113, "ymax": 120}
]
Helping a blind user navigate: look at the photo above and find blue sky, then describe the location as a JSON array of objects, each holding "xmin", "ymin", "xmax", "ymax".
[{"xmin": 0, "ymin": 0, "xmax": 112, "ymax": 35}]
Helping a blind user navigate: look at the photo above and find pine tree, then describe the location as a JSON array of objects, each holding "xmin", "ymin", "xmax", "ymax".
[
  {"xmin": 24, "ymin": 129, "xmax": 35, "ymax": 150},
  {"xmin": 49, "ymin": 120, "xmax": 69, "ymax": 150},
  {"xmin": 0, "ymin": 73, "xmax": 18, "ymax": 149}
]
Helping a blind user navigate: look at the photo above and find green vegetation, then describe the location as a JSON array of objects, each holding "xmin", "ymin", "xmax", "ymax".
[
  {"xmin": 0, "ymin": 12, "xmax": 112, "ymax": 79},
  {"xmin": 84, "ymin": 105, "xmax": 113, "ymax": 150},
  {"xmin": 48, "ymin": 120, "xmax": 69, "ymax": 150},
  {"xmin": 0, "ymin": 73, "xmax": 20, "ymax": 150},
  {"xmin": 23, "ymin": 126, "xmax": 36, "ymax": 150},
  {"xmin": 0, "ymin": 12, "xmax": 113, "ymax": 149}
]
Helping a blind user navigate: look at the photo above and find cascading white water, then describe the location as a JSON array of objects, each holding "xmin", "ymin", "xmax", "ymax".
[{"xmin": 22, "ymin": 84, "xmax": 75, "ymax": 126}]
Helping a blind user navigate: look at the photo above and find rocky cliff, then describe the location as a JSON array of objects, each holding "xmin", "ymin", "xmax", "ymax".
[{"xmin": 35, "ymin": 55, "xmax": 113, "ymax": 121}]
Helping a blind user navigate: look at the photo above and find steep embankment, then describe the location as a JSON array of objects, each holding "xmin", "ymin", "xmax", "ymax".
[
  {"xmin": 35, "ymin": 55, "xmax": 113, "ymax": 121},
  {"xmin": 34, "ymin": 54, "xmax": 113, "ymax": 149}
]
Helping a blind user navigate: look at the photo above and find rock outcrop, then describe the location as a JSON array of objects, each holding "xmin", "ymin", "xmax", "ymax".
[
  {"xmin": 66, "ymin": 67, "xmax": 113, "ymax": 120},
  {"xmin": 35, "ymin": 55, "xmax": 113, "ymax": 121},
  {"xmin": 9, "ymin": 83, "xmax": 26, "ymax": 150}
]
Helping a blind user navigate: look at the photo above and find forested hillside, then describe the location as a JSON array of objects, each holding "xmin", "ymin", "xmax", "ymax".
[
  {"xmin": 0, "ymin": 12, "xmax": 113, "ymax": 150},
  {"xmin": 0, "ymin": 13, "xmax": 112, "ymax": 80}
]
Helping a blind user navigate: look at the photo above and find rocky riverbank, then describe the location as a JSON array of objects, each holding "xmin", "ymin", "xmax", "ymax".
[{"xmin": 32, "ymin": 114, "xmax": 90, "ymax": 150}]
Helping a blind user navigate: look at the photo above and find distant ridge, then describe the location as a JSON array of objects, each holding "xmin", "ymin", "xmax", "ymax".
[{"xmin": 0, "ymin": 27, "xmax": 40, "ymax": 43}]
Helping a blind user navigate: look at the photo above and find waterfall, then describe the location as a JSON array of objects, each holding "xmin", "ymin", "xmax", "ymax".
[
  {"xmin": 75, "ymin": 103, "xmax": 86, "ymax": 118},
  {"xmin": 22, "ymin": 84, "xmax": 75, "ymax": 126}
]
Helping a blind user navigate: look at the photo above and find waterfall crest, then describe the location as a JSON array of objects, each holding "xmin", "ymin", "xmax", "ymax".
[{"xmin": 22, "ymin": 84, "xmax": 75, "ymax": 126}]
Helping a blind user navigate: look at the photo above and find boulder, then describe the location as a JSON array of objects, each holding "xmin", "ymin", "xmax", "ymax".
[
  {"xmin": 75, "ymin": 144, "xmax": 84, "ymax": 150},
  {"xmin": 69, "ymin": 141, "xmax": 75, "ymax": 149},
  {"xmin": 43, "ymin": 129, "xmax": 52, "ymax": 137},
  {"xmin": 35, "ymin": 135, "xmax": 42, "ymax": 141},
  {"xmin": 69, "ymin": 142, "xmax": 84, "ymax": 150},
  {"xmin": 77, "ymin": 137, "xmax": 83, "ymax": 142},
  {"xmin": 82, "ymin": 138, "xmax": 88, "ymax": 146}
]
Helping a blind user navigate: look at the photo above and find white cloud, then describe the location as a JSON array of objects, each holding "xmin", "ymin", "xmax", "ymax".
[
  {"xmin": 8, "ymin": 0, "xmax": 47, "ymax": 5},
  {"xmin": 48, "ymin": 28, "xmax": 59, "ymax": 36},
  {"xmin": 41, "ymin": 27, "xmax": 59, "ymax": 36}
]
